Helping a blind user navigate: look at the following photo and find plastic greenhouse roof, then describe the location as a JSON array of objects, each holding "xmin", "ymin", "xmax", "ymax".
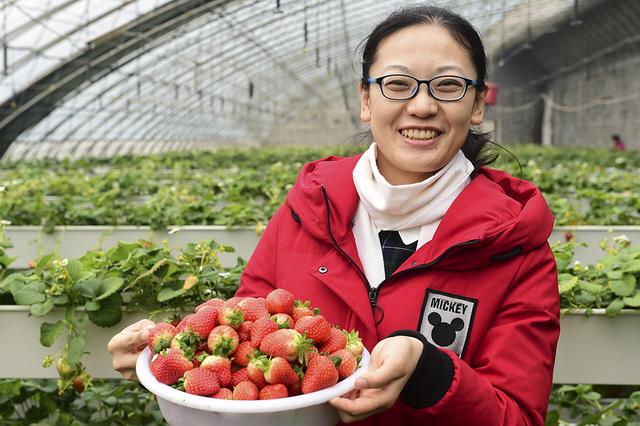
[{"xmin": 0, "ymin": 0, "xmax": 602, "ymax": 156}]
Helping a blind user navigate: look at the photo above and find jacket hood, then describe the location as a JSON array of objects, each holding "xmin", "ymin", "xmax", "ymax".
[{"xmin": 285, "ymin": 154, "xmax": 554, "ymax": 271}]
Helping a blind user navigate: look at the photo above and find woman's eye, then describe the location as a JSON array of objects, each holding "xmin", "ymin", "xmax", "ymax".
[{"xmin": 385, "ymin": 80, "xmax": 410, "ymax": 89}]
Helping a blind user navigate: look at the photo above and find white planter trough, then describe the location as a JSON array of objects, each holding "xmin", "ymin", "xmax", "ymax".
[
  {"xmin": 0, "ymin": 306, "xmax": 150, "ymax": 379},
  {"xmin": 5, "ymin": 226, "xmax": 261, "ymax": 269},
  {"xmin": 549, "ymin": 226, "xmax": 640, "ymax": 266},
  {"xmin": 553, "ymin": 309, "xmax": 640, "ymax": 385}
]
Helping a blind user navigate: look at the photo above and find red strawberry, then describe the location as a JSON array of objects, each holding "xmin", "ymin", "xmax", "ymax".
[
  {"xmin": 200, "ymin": 355, "xmax": 232, "ymax": 387},
  {"xmin": 292, "ymin": 300, "xmax": 320, "ymax": 322},
  {"xmin": 170, "ymin": 331, "xmax": 200, "ymax": 360},
  {"xmin": 184, "ymin": 306, "xmax": 218, "ymax": 339},
  {"xmin": 212, "ymin": 387, "xmax": 233, "ymax": 399},
  {"xmin": 231, "ymin": 367, "xmax": 249, "ymax": 387},
  {"xmin": 195, "ymin": 297, "xmax": 225, "ymax": 313},
  {"xmin": 330, "ymin": 349, "xmax": 358, "ymax": 379},
  {"xmin": 233, "ymin": 380, "xmax": 259, "ymax": 400},
  {"xmin": 147, "ymin": 323, "xmax": 176, "ymax": 354},
  {"xmin": 238, "ymin": 298, "xmax": 270, "ymax": 322},
  {"xmin": 259, "ymin": 329, "xmax": 314, "ymax": 364},
  {"xmin": 207, "ymin": 325, "xmax": 239, "ymax": 357},
  {"xmin": 218, "ymin": 306, "xmax": 245, "ymax": 329},
  {"xmin": 233, "ymin": 341, "xmax": 255, "ymax": 367},
  {"xmin": 318, "ymin": 327, "xmax": 347, "ymax": 354},
  {"xmin": 344, "ymin": 330, "xmax": 364, "ymax": 359},
  {"xmin": 266, "ymin": 289, "xmax": 295, "ymax": 315},
  {"xmin": 237, "ymin": 321, "xmax": 253, "ymax": 342},
  {"xmin": 247, "ymin": 354, "xmax": 269, "ymax": 389},
  {"xmin": 224, "ymin": 297, "xmax": 245, "ymax": 308},
  {"xmin": 301, "ymin": 355, "xmax": 339, "ymax": 394},
  {"xmin": 287, "ymin": 381, "xmax": 302, "ymax": 397},
  {"xmin": 149, "ymin": 349, "xmax": 193, "ymax": 385},
  {"xmin": 270, "ymin": 313, "xmax": 294, "ymax": 329},
  {"xmin": 262, "ymin": 357, "xmax": 299, "ymax": 386},
  {"xmin": 175, "ymin": 314, "xmax": 194, "ymax": 333},
  {"xmin": 251, "ymin": 317, "xmax": 279, "ymax": 348},
  {"xmin": 183, "ymin": 368, "xmax": 220, "ymax": 396},
  {"xmin": 294, "ymin": 315, "xmax": 331, "ymax": 344},
  {"xmin": 259, "ymin": 383, "xmax": 288, "ymax": 400}
]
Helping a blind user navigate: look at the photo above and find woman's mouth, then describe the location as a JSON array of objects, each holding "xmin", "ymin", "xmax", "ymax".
[{"xmin": 399, "ymin": 128, "xmax": 441, "ymax": 144}]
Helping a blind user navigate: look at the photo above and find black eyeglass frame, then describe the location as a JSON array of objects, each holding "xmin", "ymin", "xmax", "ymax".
[{"xmin": 365, "ymin": 74, "xmax": 482, "ymax": 102}]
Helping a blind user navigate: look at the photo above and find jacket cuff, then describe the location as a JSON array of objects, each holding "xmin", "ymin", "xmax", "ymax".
[{"xmin": 387, "ymin": 329, "xmax": 454, "ymax": 409}]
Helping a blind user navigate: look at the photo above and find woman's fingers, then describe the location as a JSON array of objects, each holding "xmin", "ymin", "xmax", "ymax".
[{"xmin": 107, "ymin": 319, "xmax": 155, "ymax": 380}]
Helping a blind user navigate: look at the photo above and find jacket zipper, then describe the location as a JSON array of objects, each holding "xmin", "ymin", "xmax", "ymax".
[{"xmin": 320, "ymin": 185, "xmax": 479, "ymax": 324}]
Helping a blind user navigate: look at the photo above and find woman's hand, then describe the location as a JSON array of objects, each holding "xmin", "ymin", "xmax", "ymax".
[
  {"xmin": 107, "ymin": 319, "xmax": 156, "ymax": 381},
  {"xmin": 329, "ymin": 335, "xmax": 423, "ymax": 423}
]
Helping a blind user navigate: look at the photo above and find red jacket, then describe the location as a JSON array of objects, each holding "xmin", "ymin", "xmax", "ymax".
[{"xmin": 236, "ymin": 154, "xmax": 560, "ymax": 425}]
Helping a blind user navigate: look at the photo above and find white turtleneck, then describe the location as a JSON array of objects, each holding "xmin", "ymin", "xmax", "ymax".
[{"xmin": 352, "ymin": 143, "xmax": 474, "ymax": 287}]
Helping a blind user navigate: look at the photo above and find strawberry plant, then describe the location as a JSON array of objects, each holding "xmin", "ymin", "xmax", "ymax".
[{"xmin": 0, "ymin": 238, "xmax": 243, "ymax": 393}]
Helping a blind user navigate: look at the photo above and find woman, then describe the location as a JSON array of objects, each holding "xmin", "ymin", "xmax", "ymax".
[{"xmin": 109, "ymin": 5, "xmax": 559, "ymax": 425}]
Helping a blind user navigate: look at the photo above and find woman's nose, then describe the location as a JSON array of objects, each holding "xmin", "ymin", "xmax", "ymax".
[{"xmin": 406, "ymin": 84, "xmax": 438, "ymax": 117}]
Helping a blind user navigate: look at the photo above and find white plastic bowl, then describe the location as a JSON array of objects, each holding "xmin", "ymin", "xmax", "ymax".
[{"xmin": 136, "ymin": 347, "xmax": 370, "ymax": 426}]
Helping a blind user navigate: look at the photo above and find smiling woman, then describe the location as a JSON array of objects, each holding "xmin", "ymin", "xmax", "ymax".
[{"xmin": 108, "ymin": 5, "xmax": 560, "ymax": 426}]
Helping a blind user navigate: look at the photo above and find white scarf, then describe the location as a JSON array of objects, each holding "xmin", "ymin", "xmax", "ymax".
[{"xmin": 352, "ymin": 143, "xmax": 474, "ymax": 287}]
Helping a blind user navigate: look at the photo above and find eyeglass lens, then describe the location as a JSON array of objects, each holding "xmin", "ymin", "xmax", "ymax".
[{"xmin": 381, "ymin": 75, "xmax": 467, "ymax": 101}]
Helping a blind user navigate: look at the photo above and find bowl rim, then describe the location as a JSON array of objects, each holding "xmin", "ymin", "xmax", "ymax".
[{"xmin": 136, "ymin": 347, "xmax": 370, "ymax": 413}]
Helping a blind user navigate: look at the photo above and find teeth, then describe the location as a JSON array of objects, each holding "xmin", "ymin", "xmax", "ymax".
[{"xmin": 400, "ymin": 129, "xmax": 439, "ymax": 140}]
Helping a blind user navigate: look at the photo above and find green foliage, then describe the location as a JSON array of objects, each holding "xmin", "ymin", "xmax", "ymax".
[
  {"xmin": 0, "ymin": 379, "xmax": 165, "ymax": 425},
  {"xmin": 1, "ymin": 145, "xmax": 638, "ymax": 229},
  {"xmin": 0, "ymin": 238, "xmax": 243, "ymax": 393},
  {"xmin": 553, "ymin": 235, "xmax": 640, "ymax": 315},
  {"xmin": 546, "ymin": 385, "xmax": 640, "ymax": 426}
]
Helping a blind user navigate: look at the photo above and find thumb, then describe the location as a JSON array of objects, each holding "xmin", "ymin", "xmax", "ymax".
[{"xmin": 355, "ymin": 359, "xmax": 405, "ymax": 390}]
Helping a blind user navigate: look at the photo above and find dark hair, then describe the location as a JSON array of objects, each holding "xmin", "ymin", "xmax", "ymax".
[{"xmin": 356, "ymin": 5, "xmax": 497, "ymax": 169}]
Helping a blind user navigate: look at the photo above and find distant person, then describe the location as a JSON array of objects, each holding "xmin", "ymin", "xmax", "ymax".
[{"xmin": 612, "ymin": 134, "xmax": 626, "ymax": 151}]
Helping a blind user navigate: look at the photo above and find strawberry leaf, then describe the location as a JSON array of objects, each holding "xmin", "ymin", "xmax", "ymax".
[
  {"xmin": 95, "ymin": 277, "xmax": 125, "ymax": 301},
  {"xmin": 40, "ymin": 320, "xmax": 64, "ymax": 347},
  {"xmin": 157, "ymin": 287, "xmax": 187, "ymax": 302},
  {"xmin": 30, "ymin": 299, "xmax": 54, "ymax": 316},
  {"xmin": 87, "ymin": 293, "xmax": 123, "ymax": 327},
  {"xmin": 13, "ymin": 281, "xmax": 46, "ymax": 305},
  {"xmin": 67, "ymin": 313, "xmax": 88, "ymax": 365}
]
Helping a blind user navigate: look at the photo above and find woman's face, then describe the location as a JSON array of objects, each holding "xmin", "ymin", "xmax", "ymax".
[{"xmin": 360, "ymin": 24, "xmax": 485, "ymax": 185}]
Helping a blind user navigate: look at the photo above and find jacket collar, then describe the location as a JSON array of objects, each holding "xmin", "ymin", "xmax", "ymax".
[{"xmin": 286, "ymin": 154, "xmax": 554, "ymax": 271}]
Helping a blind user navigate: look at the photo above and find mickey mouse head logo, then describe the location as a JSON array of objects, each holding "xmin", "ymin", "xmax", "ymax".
[{"xmin": 428, "ymin": 312, "xmax": 465, "ymax": 347}]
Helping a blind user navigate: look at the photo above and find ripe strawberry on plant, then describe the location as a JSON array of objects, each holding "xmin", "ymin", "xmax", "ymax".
[
  {"xmin": 233, "ymin": 341, "xmax": 255, "ymax": 367},
  {"xmin": 251, "ymin": 317, "xmax": 279, "ymax": 348},
  {"xmin": 207, "ymin": 325, "xmax": 239, "ymax": 357},
  {"xmin": 259, "ymin": 383, "xmax": 288, "ymax": 400},
  {"xmin": 262, "ymin": 357, "xmax": 300, "ymax": 386},
  {"xmin": 270, "ymin": 313, "xmax": 294, "ymax": 329},
  {"xmin": 200, "ymin": 354, "xmax": 232, "ymax": 387},
  {"xmin": 238, "ymin": 297, "xmax": 270, "ymax": 322},
  {"xmin": 233, "ymin": 380, "xmax": 259, "ymax": 400},
  {"xmin": 237, "ymin": 321, "xmax": 253, "ymax": 342},
  {"xmin": 195, "ymin": 297, "xmax": 225, "ymax": 313},
  {"xmin": 232, "ymin": 367, "xmax": 249, "ymax": 387},
  {"xmin": 213, "ymin": 387, "xmax": 233, "ymax": 399},
  {"xmin": 330, "ymin": 349, "xmax": 358, "ymax": 379},
  {"xmin": 344, "ymin": 330, "xmax": 365, "ymax": 359},
  {"xmin": 266, "ymin": 289, "xmax": 295, "ymax": 315},
  {"xmin": 318, "ymin": 327, "xmax": 347, "ymax": 354},
  {"xmin": 294, "ymin": 315, "xmax": 331, "ymax": 345},
  {"xmin": 218, "ymin": 306, "xmax": 245, "ymax": 329},
  {"xmin": 183, "ymin": 368, "xmax": 220, "ymax": 396},
  {"xmin": 292, "ymin": 300, "xmax": 320, "ymax": 322},
  {"xmin": 259, "ymin": 329, "xmax": 314, "ymax": 364},
  {"xmin": 301, "ymin": 355, "xmax": 339, "ymax": 394},
  {"xmin": 150, "ymin": 348, "xmax": 193, "ymax": 385}
]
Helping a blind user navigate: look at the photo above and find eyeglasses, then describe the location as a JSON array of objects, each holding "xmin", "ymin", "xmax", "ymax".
[{"xmin": 365, "ymin": 74, "xmax": 480, "ymax": 102}]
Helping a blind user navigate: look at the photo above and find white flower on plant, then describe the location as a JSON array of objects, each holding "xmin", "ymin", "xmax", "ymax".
[
  {"xmin": 219, "ymin": 272, "xmax": 230, "ymax": 278},
  {"xmin": 61, "ymin": 258, "xmax": 69, "ymax": 266},
  {"xmin": 168, "ymin": 227, "xmax": 181, "ymax": 235},
  {"xmin": 612, "ymin": 235, "xmax": 629, "ymax": 243},
  {"xmin": 0, "ymin": 220, "xmax": 11, "ymax": 225},
  {"xmin": 0, "ymin": 186, "xmax": 5, "ymax": 192}
]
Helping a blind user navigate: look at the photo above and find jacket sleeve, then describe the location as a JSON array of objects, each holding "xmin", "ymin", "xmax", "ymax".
[
  {"xmin": 234, "ymin": 205, "xmax": 288, "ymax": 299},
  {"xmin": 390, "ymin": 244, "xmax": 560, "ymax": 426}
]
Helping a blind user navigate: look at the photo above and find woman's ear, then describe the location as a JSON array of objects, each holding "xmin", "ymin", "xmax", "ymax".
[
  {"xmin": 359, "ymin": 81, "xmax": 372, "ymax": 123},
  {"xmin": 470, "ymin": 89, "xmax": 486, "ymax": 126}
]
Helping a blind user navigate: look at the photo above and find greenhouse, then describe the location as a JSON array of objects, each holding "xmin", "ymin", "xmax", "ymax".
[{"xmin": 0, "ymin": 0, "xmax": 639, "ymax": 424}]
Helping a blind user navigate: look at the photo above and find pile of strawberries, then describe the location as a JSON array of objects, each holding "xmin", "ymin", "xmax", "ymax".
[{"xmin": 147, "ymin": 289, "xmax": 364, "ymax": 400}]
